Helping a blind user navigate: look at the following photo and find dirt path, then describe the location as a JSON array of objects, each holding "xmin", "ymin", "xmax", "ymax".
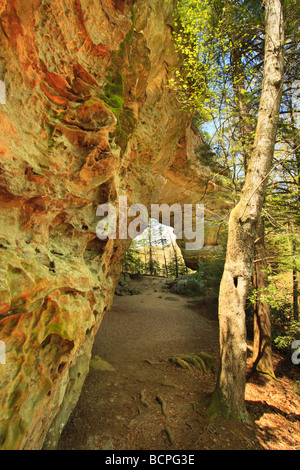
[{"xmin": 58, "ymin": 276, "xmax": 300, "ymax": 451}]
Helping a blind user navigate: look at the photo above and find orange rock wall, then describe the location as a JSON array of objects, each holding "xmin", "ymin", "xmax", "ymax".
[{"xmin": 0, "ymin": 0, "xmax": 230, "ymax": 449}]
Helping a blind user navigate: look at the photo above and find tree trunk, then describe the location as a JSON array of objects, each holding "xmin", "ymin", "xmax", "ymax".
[
  {"xmin": 162, "ymin": 241, "xmax": 169, "ymax": 277},
  {"xmin": 159, "ymin": 224, "xmax": 169, "ymax": 277},
  {"xmin": 293, "ymin": 269, "xmax": 300, "ymax": 322},
  {"xmin": 286, "ymin": 87, "xmax": 300, "ymax": 321},
  {"xmin": 230, "ymin": 26, "xmax": 274, "ymax": 376},
  {"xmin": 170, "ymin": 236, "xmax": 179, "ymax": 278},
  {"xmin": 289, "ymin": 222, "xmax": 299, "ymax": 321},
  {"xmin": 147, "ymin": 219, "xmax": 153, "ymax": 275},
  {"xmin": 230, "ymin": 42, "xmax": 254, "ymax": 172},
  {"xmin": 252, "ymin": 219, "xmax": 275, "ymax": 378},
  {"xmin": 207, "ymin": 0, "xmax": 284, "ymax": 420}
]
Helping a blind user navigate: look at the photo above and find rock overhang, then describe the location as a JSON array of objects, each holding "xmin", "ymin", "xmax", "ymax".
[{"xmin": 0, "ymin": 0, "xmax": 231, "ymax": 449}]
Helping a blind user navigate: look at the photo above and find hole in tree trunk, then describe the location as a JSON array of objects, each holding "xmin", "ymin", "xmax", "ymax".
[{"xmin": 233, "ymin": 276, "xmax": 238, "ymax": 288}]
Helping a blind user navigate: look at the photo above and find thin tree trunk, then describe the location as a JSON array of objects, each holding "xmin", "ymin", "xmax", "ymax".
[
  {"xmin": 286, "ymin": 89, "xmax": 300, "ymax": 321},
  {"xmin": 289, "ymin": 222, "xmax": 299, "ymax": 321},
  {"xmin": 159, "ymin": 224, "xmax": 169, "ymax": 277},
  {"xmin": 143, "ymin": 244, "xmax": 147, "ymax": 272},
  {"xmin": 252, "ymin": 218, "xmax": 275, "ymax": 378},
  {"xmin": 148, "ymin": 219, "xmax": 154, "ymax": 275},
  {"xmin": 162, "ymin": 238, "xmax": 169, "ymax": 278},
  {"xmin": 207, "ymin": 0, "xmax": 284, "ymax": 420},
  {"xmin": 170, "ymin": 236, "xmax": 179, "ymax": 278},
  {"xmin": 293, "ymin": 269, "xmax": 300, "ymax": 322}
]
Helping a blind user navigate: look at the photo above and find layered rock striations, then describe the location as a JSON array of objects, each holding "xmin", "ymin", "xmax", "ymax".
[{"xmin": 0, "ymin": 0, "xmax": 231, "ymax": 449}]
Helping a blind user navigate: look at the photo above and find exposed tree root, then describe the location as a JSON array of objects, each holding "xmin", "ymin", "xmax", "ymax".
[
  {"xmin": 156, "ymin": 395, "xmax": 168, "ymax": 417},
  {"xmin": 140, "ymin": 390, "xmax": 150, "ymax": 408},
  {"xmin": 168, "ymin": 356, "xmax": 194, "ymax": 372},
  {"xmin": 165, "ymin": 426, "xmax": 176, "ymax": 446},
  {"xmin": 168, "ymin": 352, "xmax": 215, "ymax": 374}
]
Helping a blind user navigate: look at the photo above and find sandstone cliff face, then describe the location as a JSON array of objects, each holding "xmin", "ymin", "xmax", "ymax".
[{"xmin": 0, "ymin": 0, "xmax": 230, "ymax": 449}]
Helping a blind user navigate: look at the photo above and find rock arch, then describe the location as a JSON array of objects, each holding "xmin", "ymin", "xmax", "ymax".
[{"xmin": 0, "ymin": 0, "xmax": 231, "ymax": 449}]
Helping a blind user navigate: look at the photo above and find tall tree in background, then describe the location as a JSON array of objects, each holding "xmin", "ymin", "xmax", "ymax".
[
  {"xmin": 159, "ymin": 223, "xmax": 169, "ymax": 277},
  {"xmin": 208, "ymin": 0, "xmax": 276, "ymax": 378},
  {"xmin": 148, "ymin": 218, "xmax": 155, "ymax": 275},
  {"xmin": 252, "ymin": 218, "xmax": 275, "ymax": 377},
  {"xmin": 169, "ymin": 233, "xmax": 179, "ymax": 278},
  {"xmin": 278, "ymin": 88, "xmax": 300, "ymax": 322},
  {"xmin": 171, "ymin": 0, "xmax": 285, "ymax": 417},
  {"xmin": 210, "ymin": 0, "xmax": 285, "ymax": 418}
]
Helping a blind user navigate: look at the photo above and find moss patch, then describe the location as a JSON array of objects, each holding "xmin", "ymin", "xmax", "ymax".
[
  {"xmin": 101, "ymin": 7, "xmax": 138, "ymax": 152},
  {"xmin": 118, "ymin": 6, "xmax": 136, "ymax": 57},
  {"xmin": 101, "ymin": 70, "xmax": 125, "ymax": 120}
]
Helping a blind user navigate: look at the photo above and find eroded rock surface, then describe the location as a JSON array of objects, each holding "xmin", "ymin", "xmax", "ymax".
[{"xmin": 0, "ymin": 0, "xmax": 230, "ymax": 449}]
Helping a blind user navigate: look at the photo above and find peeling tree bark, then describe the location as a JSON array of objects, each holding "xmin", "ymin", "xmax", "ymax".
[{"xmin": 208, "ymin": 0, "xmax": 285, "ymax": 420}]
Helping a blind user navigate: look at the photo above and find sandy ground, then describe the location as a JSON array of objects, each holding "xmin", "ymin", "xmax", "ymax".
[{"xmin": 58, "ymin": 276, "xmax": 300, "ymax": 451}]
